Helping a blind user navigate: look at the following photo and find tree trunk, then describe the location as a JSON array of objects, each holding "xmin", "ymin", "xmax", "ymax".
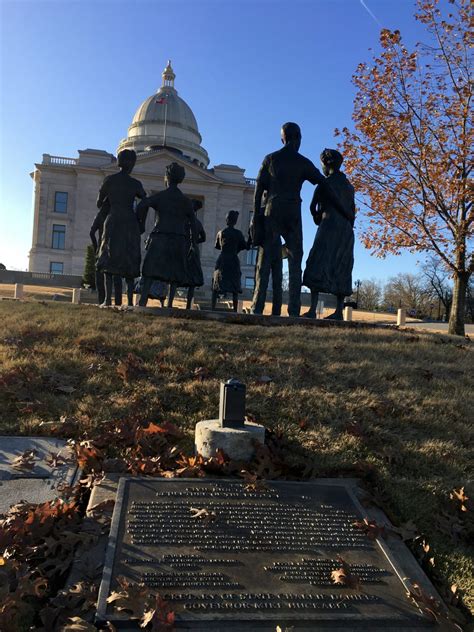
[{"xmin": 448, "ymin": 272, "xmax": 469, "ymax": 335}]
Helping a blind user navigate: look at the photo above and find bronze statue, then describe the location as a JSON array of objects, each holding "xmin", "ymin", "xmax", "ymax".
[
  {"xmin": 137, "ymin": 162, "xmax": 197, "ymax": 308},
  {"xmin": 212, "ymin": 210, "xmax": 249, "ymax": 312},
  {"xmin": 96, "ymin": 150, "xmax": 146, "ymax": 306},
  {"xmin": 303, "ymin": 149, "xmax": 355, "ymax": 320},
  {"xmin": 252, "ymin": 123, "xmax": 328, "ymax": 317},
  {"xmin": 90, "ymin": 201, "xmax": 124, "ymax": 306},
  {"xmin": 178, "ymin": 198, "xmax": 206, "ymax": 310},
  {"xmin": 250, "ymin": 191, "xmax": 283, "ymax": 315}
]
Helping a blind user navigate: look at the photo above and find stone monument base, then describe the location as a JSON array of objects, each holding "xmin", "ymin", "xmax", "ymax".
[{"xmin": 195, "ymin": 419, "xmax": 265, "ymax": 461}]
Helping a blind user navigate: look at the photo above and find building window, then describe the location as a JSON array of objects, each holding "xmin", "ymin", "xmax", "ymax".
[
  {"xmin": 54, "ymin": 191, "xmax": 68, "ymax": 213},
  {"xmin": 49, "ymin": 261, "xmax": 64, "ymax": 275},
  {"xmin": 52, "ymin": 224, "xmax": 66, "ymax": 249},
  {"xmin": 246, "ymin": 248, "xmax": 258, "ymax": 266},
  {"xmin": 245, "ymin": 276, "xmax": 255, "ymax": 290}
]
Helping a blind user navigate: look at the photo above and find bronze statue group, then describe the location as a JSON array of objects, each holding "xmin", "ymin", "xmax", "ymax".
[{"xmin": 91, "ymin": 122, "xmax": 355, "ymax": 319}]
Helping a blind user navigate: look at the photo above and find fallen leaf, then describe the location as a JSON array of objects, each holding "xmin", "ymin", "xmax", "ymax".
[
  {"xmin": 241, "ymin": 470, "xmax": 269, "ymax": 493},
  {"xmin": 192, "ymin": 366, "xmax": 210, "ymax": 381},
  {"xmin": 59, "ymin": 616, "xmax": 98, "ymax": 631},
  {"xmin": 116, "ymin": 353, "xmax": 144, "ymax": 383},
  {"xmin": 330, "ymin": 556, "xmax": 361, "ymax": 589},
  {"xmin": 141, "ymin": 421, "xmax": 183, "ymax": 438},
  {"xmin": 46, "ymin": 451, "xmax": 68, "ymax": 468},
  {"xmin": 190, "ymin": 507, "xmax": 217, "ymax": 524},
  {"xmin": 405, "ymin": 581, "xmax": 463, "ymax": 630},
  {"xmin": 450, "ymin": 487, "xmax": 470, "ymax": 512},
  {"xmin": 352, "ymin": 517, "xmax": 386, "ymax": 540},
  {"xmin": 107, "ymin": 577, "xmax": 150, "ymax": 619},
  {"xmin": 11, "ymin": 449, "xmax": 38, "ymax": 471}
]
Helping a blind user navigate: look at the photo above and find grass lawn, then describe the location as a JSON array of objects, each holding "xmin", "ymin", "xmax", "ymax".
[{"xmin": 1, "ymin": 301, "xmax": 473, "ymax": 618}]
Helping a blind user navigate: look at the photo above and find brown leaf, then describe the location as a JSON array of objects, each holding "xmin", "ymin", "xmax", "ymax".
[
  {"xmin": 11, "ymin": 449, "xmax": 38, "ymax": 471},
  {"xmin": 143, "ymin": 594, "xmax": 176, "ymax": 631},
  {"xmin": 107, "ymin": 577, "xmax": 150, "ymax": 619},
  {"xmin": 59, "ymin": 616, "xmax": 97, "ymax": 631},
  {"xmin": 192, "ymin": 366, "xmax": 210, "ymax": 381},
  {"xmin": 190, "ymin": 507, "xmax": 217, "ymax": 524},
  {"xmin": 405, "ymin": 581, "xmax": 462, "ymax": 630},
  {"xmin": 175, "ymin": 454, "xmax": 205, "ymax": 477},
  {"xmin": 74, "ymin": 443, "xmax": 104, "ymax": 472},
  {"xmin": 46, "ymin": 451, "xmax": 68, "ymax": 468},
  {"xmin": 352, "ymin": 517, "xmax": 386, "ymax": 540},
  {"xmin": 241, "ymin": 470, "xmax": 269, "ymax": 493},
  {"xmin": 116, "ymin": 353, "xmax": 144, "ymax": 383},
  {"xmin": 330, "ymin": 556, "xmax": 361, "ymax": 589},
  {"xmin": 141, "ymin": 421, "xmax": 183, "ymax": 438},
  {"xmin": 450, "ymin": 486, "xmax": 470, "ymax": 512}
]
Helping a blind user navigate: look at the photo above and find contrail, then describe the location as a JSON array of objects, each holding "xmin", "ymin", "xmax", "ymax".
[{"xmin": 360, "ymin": 0, "xmax": 383, "ymax": 27}]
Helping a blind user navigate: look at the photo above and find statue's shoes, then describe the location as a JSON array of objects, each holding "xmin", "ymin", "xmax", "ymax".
[
  {"xmin": 302, "ymin": 311, "xmax": 316, "ymax": 319},
  {"xmin": 324, "ymin": 312, "xmax": 344, "ymax": 321}
]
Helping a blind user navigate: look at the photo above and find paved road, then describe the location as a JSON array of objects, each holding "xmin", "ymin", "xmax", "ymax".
[{"xmin": 402, "ymin": 321, "xmax": 474, "ymax": 336}]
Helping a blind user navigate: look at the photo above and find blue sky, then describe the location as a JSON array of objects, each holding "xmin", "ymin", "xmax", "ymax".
[{"xmin": 0, "ymin": 0, "xmax": 433, "ymax": 280}]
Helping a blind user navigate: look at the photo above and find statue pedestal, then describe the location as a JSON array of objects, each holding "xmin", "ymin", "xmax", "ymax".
[{"xmin": 195, "ymin": 419, "xmax": 265, "ymax": 461}]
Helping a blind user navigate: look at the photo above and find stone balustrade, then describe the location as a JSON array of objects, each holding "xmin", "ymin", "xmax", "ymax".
[{"xmin": 42, "ymin": 154, "xmax": 78, "ymax": 166}]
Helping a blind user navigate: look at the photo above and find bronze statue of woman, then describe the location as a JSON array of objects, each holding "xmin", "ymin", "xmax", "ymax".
[
  {"xmin": 96, "ymin": 149, "xmax": 146, "ymax": 307},
  {"xmin": 303, "ymin": 149, "xmax": 355, "ymax": 319},
  {"xmin": 137, "ymin": 162, "xmax": 197, "ymax": 308},
  {"xmin": 180, "ymin": 199, "xmax": 206, "ymax": 310},
  {"xmin": 212, "ymin": 210, "xmax": 250, "ymax": 312}
]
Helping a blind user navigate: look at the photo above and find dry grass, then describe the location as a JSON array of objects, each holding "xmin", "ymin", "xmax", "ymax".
[{"xmin": 0, "ymin": 301, "xmax": 473, "ymax": 612}]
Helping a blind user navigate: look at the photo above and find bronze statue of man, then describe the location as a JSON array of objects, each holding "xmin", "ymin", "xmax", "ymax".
[{"xmin": 251, "ymin": 122, "xmax": 328, "ymax": 317}]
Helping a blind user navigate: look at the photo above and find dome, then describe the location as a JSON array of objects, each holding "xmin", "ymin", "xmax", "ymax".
[{"xmin": 117, "ymin": 61, "xmax": 209, "ymax": 168}]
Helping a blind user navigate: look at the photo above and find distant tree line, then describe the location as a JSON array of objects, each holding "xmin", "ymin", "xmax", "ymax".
[{"xmin": 351, "ymin": 258, "xmax": 473, "ymax": 322}]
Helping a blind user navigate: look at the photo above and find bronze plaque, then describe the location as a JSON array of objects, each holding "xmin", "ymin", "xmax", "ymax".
[{"xmin": 97, "ymin": 479, "xmax": 430, "ymax": 629}]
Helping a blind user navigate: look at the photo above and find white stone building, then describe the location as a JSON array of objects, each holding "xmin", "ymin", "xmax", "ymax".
[{"xmin": 28, "ymin": 62, "xmax": 258, "ymax": 293}]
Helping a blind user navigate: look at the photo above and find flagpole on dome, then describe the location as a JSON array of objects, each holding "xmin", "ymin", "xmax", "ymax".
[
  {"xmin": 163, "ymin": 99, "xmax": 168, "ymax": 147},
  {"xmin": 159, "ymin": 59, "xmax": 175, "ymax": 148}
]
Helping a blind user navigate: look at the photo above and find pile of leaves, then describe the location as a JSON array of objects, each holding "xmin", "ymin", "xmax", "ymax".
[{"xmin": 0, "ymin": 483, "xmax": 99, "ymax": 631}]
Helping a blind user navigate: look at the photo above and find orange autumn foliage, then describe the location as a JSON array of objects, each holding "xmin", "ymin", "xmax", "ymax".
[{"xmin": 336, "ymin": 0, "xmax": 472, "ymax": 335}]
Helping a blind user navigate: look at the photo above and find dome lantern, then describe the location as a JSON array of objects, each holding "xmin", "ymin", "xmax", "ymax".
[{"xmin": 162, "ymin": 60, "xmax": 176, "ymax": 89}]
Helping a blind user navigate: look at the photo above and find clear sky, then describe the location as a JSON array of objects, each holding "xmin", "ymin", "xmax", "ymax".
[{"xmin": 0, "ymin": 0, "xmax": 434, "ymax": 280}]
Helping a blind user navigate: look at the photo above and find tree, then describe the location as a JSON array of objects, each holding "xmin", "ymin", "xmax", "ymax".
[
  {"xmin": 336, "ymin": 0, "xmax": 472, "ymax": 335},
  {"xmin": 83, "ymin": 245, "xmax": 96, "ymax": 289},
  {"xmin": 421, "ymin": 256, "xmax": 453, "ymax": 320},
  {"xmin": 355, "ymin": 278, "xmax": 383, "ymax": 311},
  {"xmin": 383, "ymin": 273, "xmax": 432, "ymax": 317}
]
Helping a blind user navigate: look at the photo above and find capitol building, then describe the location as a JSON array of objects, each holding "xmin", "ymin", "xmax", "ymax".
[{"xmin": 28, "ymin": 62, "xmax": 257, "ymax": 292}]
